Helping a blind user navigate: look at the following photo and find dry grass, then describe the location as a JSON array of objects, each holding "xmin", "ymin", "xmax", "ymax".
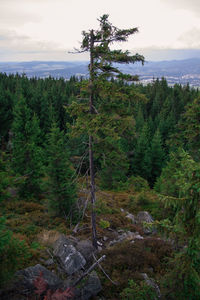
[{"xmin": 37, "ymin": 229, "xmax": 62, "ymax": 247}]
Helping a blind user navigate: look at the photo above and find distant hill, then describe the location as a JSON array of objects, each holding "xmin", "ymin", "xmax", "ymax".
[{"xmin": 0, "ymin": 58, "xmax": 200, "ymax": 86}]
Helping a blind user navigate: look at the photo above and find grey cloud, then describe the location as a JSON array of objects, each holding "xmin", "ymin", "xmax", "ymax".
[
  {"xmin": 165, "ymin": 0, "xmax": 200, "ymax": 15},
  {"xmin": 0, "ymin": 29, "xmax": 87, "ymax": 61},
  {"xmin": 0, "ymin": 1, "xmax": 42, "ymax": 26},
  {"xmin": 178, "ymin": 28, "xmax": 200, "ymax": 48},
  {"xmin": 0, "ymin": 30, "xmax": 59, "ymax": 51}
]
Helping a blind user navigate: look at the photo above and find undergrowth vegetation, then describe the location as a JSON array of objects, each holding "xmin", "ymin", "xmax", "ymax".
[{"xmin": 0, "ymin": 64, "xmax": 200, "ymax": 298}]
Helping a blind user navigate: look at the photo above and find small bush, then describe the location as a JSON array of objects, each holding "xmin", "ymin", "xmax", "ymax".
[
  {"xmin": 127, "ymin": 176, "xmax": 149, "ymax": 192},
  {"xmin": 120, "ymin": 279, "xmax": 156, "ymax": 300},
  {"xmin": 0, "ymin": 217, "xmax": 31, "ymax": 287},
  {"xmin": 99, "ymin": 219, "xmax": 110, "ymax": 229},
  {"xmin": 95, "ymin": 198, "xmax": 113, "ymax": 215},
  {"xmin": 136, "ymin": 191, "xmax": 150, "ymax": 206}
]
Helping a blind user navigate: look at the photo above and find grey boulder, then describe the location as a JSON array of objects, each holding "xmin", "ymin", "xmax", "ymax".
[
  {"xmin": 15, "ymin": 264, "xmax": 61, "ymax": 294},
  {"xmin": 137, "ymin": 211, "xmax": 155, "ymax": 234},
  {"xmin": 126, "ymin": 213, "xmax": 136, "ymax": 224},
  {"xmin": 74, "ymin": 271, "xmax": 102, "ymax": 300},
  {"xmin": 76, "ymin": 240, "xmax": 95, "ymax": 264},
  {"xmin": 53, "ymin": 236, "xmax": 86, "ymax": 275}
]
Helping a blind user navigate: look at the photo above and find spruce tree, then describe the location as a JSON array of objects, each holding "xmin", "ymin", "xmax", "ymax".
[
  {"xmin": 0, "ymin": 153, "xmax": 10, "ymax": 202},
  {"xmin": 157, "ymin": 149, "xmax": 200, "ymax": 299},
  {"xmin": 46, "ymin": 122, "xmax": 76, "ymax": 217},
  {"xmin": 0, "ymin": 83, "xmax": 13, "ymax": 145},
  {"xmin": 148, "ymin": 129, "xmax": 165, "ymax": 186},
  {"xmin": 12, "ymin": 95, "xmax": 43, "ymax": 198},
  {"xmin": 71, "ymin": 14, "xmax": 144, "ymax": 247},
  {"xmin": 179, "ymin": 96, "xmax": 200, "ymax": 159},
  {"xmin": 132, "ymin": 122, "xmax": 151, "ymax": 179}
]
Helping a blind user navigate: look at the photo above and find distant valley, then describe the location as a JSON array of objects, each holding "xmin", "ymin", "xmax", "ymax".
[{"xmin": 0, "ymin": 58, "xmax": 200, "ymax": 87}]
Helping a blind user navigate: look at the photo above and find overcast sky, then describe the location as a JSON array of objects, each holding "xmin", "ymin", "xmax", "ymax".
[{"xmin": 0, "ymin": 0, "xmax": 200, "ymax": 61}]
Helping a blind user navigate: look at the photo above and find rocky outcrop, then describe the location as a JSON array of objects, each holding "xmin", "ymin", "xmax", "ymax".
[
  {"xmin": 14, "ymin": 236, "xmax": 101, "ymax": 300},
  {"xmin": 136, "ymin": 211, "xmax": 155, "ymax": 234},
  {"xmin": 137, "ymin": 211, "xmax": 154, "ymax": 223},
  {"xmin": 125, "ymin": 212, "xmax": 136, "ymax": 224},
  {"xmin": 15, "ymin": 264, "xmax": 62, "ymax": 294},
  {"xmin": 74, "ymin": 271, "xmax": 102, "ymax": 300},
  {"xmin": 108, "ymin": 229, "xmax": 143, "ymax": 246},
  {"xmin": 76, "ymin": 240, "xmax": 95, "ymax": 264},
  {"xmin": 53, "ymin": 236, "xmax": 86, "ymax": 275}
]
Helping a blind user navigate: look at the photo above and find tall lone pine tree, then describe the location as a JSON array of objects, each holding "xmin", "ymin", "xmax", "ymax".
[{"xmin": 73, "ymin": 15, "xmax": 144, "ymax": 247}]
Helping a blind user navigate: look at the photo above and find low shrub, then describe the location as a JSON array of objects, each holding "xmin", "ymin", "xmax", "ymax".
[
  {"xmin": 0, "ymin": 217, "xmax": 31, "ymax": 287},
  {"xmin": 94, "ymin": 198, "xmax": 113, "ymax": 215},
  {"xmin": 99, "ymin": 219, "xmax": 110, "ymax": 229},
  {"xmin": 101, "ymin": 238, "xmax": 172, "ymax": 297},
  {"xmin": 127, "ymin": 176, "xmax": 149, "ymax": 192},
  {"xmin": 120, "ymin": 279, "xmax": 156, "ymax": 300},
  {"xmin": 136, "ymin": 191, "xmax": 150, "ymax": 206}
]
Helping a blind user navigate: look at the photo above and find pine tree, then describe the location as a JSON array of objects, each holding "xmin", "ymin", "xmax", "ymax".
[
  {"xmin": 12, "ymin": 95, "xmax": 44, "ymax": 198},
  {"xmin": 70, "ymin": 14, "xmax": 144, "ymax": 247},
  {"xmin": 148, "ymin": 129, "xmax": 165, "ymax": 186},
  {"xmin": 0, "ymin": 152, "xmax": 10, "ymax": 202},
  {"xmin": 168, "ymin": 96, "xmax": 200, "ymax": 160},
  {"xmin": 179, "ymin": 96, "xmax": 200, "ymax": 159},
  {"xmin": 132, "ymin": 122, "xmax": 151, "ymax": 179},
  {"xmin": 157, "ymin": 149, "xmax": 200, "ymax": 299},
  {"xmin": 0, "ymin": 83, "xmax": 13, "ymax": 145},
  {"xmin": 46, "ymin": 122, "xmax": 76, "ymax": 217},
  {"xmin": 99, "ymin": 138, "xmax": 129, "ymax": 190}
]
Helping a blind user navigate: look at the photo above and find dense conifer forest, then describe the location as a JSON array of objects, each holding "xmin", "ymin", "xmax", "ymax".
[
  {"xmin": 1, "ymin": 15, "xmax": 200, "ymax": 300},
  {"xmin": 1, "ymin": 71, "xmax": 200, "ymax": 299}
]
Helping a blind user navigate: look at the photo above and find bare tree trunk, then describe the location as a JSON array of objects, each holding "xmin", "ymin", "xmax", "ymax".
[{"xmin": 89, "ymin": 30, "xmax": 97, "ymax": 249}]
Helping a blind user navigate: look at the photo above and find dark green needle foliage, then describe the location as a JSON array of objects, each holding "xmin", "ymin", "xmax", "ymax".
[
  {"xmin": 70, "ymin": 14, "xmax": 145, "ymax": 186},
  {"xmin": 148, "ymin": 129, "xmax": 165, "ymax": 186},
  {"xmin": 69, "ymin": 14, "xmax": 145, "ymax": 246},
  {"xmin": 12, "ymin": 95, "xmax": 44, "ymax": 198},
  {"xmin": 0, "ymin": 153, "xmax": 10, "ymax": 202},
  {"xmin": 0, "ymin": 217, "xmax": 31, "ymax": 287},
  {"xmin": 157, "ymin": 149, "xmax": 200, "ymax": 299},
  {"xmin": 46, "ymin": 122, "xmax": 77, "ymax": 217}
]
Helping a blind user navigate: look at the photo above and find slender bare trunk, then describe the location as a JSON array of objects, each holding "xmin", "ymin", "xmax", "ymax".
[{"xmin": 89, "ymin": 30, "xmax": 97, "ymax": 248}]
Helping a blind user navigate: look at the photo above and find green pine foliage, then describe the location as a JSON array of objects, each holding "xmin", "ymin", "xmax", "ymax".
[
  {"xmin": 155, "ymin": 150, "xmax": 182, "ymax": 197},
  {"xmin": 99, "ymin": 142, "xmax": 129, "ymax": 190},
  {"xmin": 120, "ymin": 279, "xmax": 156, "ymax": 300},
  {"xmin": 12, "ymin": 95, "xmax": 44, "ymax": 198},
  {"xmin": 148, "ymin": 129, "xmax": 165, "ymax": 186},
  {"xmin": 0, "ymin": 83, "xmax": 13, "ymax": 144},
  {"xmin": 68, "ymin": 14, "xmax": 145, "ymax": 192},
  {"xmin": 171, "ymin": 96, "xmax": 200, "ymax": 160},
  {"xmin": 0, "ymin": 72, "xmax": 198, "ymax": 187},
  {"xmin": 132, "ymin": 122, "xmax": 151, "ymax": 179},
  {"xmin": 46, "ymin": 122, "xmax": 77, "ymax": 217},
  {"xmin": 0, "ymin": 43, "xmax": 200, "ymax": 298},
  {"xmin": 0, "ymin": 217, "xmax": 31, "ymax": 287},
  {"xmin": 0, "ymin": 153, "xmax": 10, "ymax": 202},
  {"xmin": 156, "ymin": 149, "xmax": 200, "ymax": 299}
]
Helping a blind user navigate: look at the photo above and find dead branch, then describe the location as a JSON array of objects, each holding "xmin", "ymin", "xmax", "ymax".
[
  {"xmin": 72, "ymin": 255, "xmax": 106, "ymax": 287},
  {"xmin": 93, "ymin": 254, "xmax": 118, "ymax": 285},
  {"xmin": 68, "ymin": 48, "xmax": 87, "ymax": 54},
  {"xmin": 92, "ymin": 105, "xmax": 99, "ymax": 114},
  {"xmin": 72, "ymin": 193, "xmax": 90, "ymax": 234}
]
